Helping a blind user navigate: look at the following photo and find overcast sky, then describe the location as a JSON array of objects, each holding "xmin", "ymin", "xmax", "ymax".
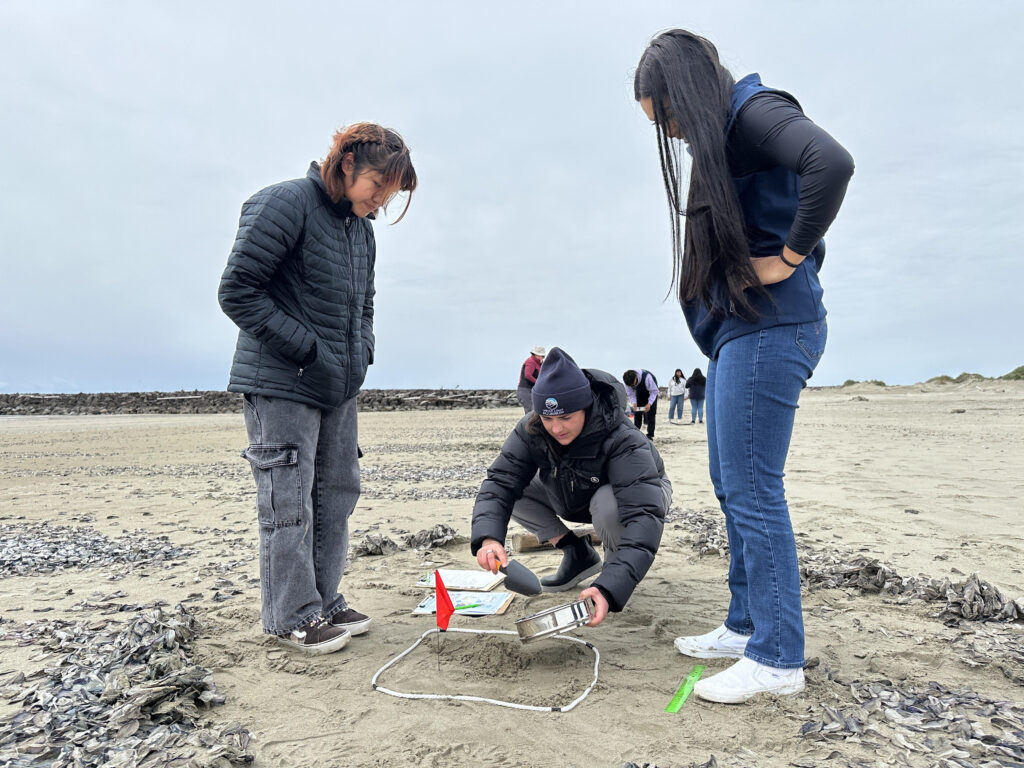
[{"xmin": 2, "ymin": 1, "xmax": 1021, "ymax": 393}]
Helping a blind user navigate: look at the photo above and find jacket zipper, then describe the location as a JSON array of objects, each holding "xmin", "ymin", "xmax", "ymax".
[{"xmin": 552, "ymin": 461, "xmax": 575, "ymax": 512}]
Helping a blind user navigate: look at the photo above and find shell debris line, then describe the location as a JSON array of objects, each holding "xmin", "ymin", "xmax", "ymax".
[
  {"xmin": 952, "ymin": 627, "xmax": 1024, "ymax": 686},
  {"xmin": 620, "ymin": 759, "xmax": 719, "ymax": 768},
  {"xmin": 0, "ymin": 522, "xmax": 195, "ymax": 579},
  {"xmin": 668, "ymin": 507, "xmax": 1024, "ymax": 623},
  {"xmin": 352, "ymin": 523, "xmax": 466, "ymax": 557},
  {"xmin": 0, "ymin": 604, "xmax": 253, "ymax": 768},
  {"xmin": 359, "ymin": 461, "xmax": 489, "ymax": 501},
  {"xmin": 666, "ymin": 505, "xmax": 1024, "ymax": 766},
  {"xmin": 797, "ymin": 673, "xmax": 1024, "ymax": 767}
]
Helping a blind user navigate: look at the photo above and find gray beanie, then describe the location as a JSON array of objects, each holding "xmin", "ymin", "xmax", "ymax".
[{"xmin": 531, "ymin": 347, "xmax": 593, "ymax": 416}]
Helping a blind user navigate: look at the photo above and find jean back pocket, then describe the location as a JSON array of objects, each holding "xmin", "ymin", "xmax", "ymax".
[{"xmin": 795, "ymin": 319, "xmax": 828, "ymax": 364}]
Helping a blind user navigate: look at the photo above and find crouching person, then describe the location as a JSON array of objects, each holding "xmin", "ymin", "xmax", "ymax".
[{"xmin": 471, "ymin": 348, "xmax": 672, "ymax": 626}]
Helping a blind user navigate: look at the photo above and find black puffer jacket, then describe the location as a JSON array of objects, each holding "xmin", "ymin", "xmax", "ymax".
[
  {"xmin": 685, "ymin": 375, "xmax": 706, "ymax": 401},
  {"xmin": 471, "ymin": 369, "xmax": 668, "ymax": 612},
  {"xmin": 219, "ymin": 163, "xmax": 375, "ymax": 409}
]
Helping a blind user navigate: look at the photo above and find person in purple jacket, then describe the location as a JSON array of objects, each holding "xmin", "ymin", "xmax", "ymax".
[
  {"xmin": 622, "ymin": 368, "xmax": 660, "ymax": 440},
  {"xmin": 635, "ymin": 29, "xmax": 853, "ymax": 703}
]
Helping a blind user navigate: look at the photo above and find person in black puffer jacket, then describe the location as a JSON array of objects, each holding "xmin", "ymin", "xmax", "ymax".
[
  {"xmin": 472, "ymin": 348, "xmax": 672, "ymax": 627},
  {"xmin": 685, "ymin": 368, "xmax": 706, "ymax": 424},
  {"xmin": 219, "ymin": 123, "xmax": 416, "ymax": 655}
]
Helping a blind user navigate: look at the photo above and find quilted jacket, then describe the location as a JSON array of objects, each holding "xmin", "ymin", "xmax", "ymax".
[
  {"xmin": 471, "ymin": 369, "xmax": 668, "ymax": 612},
  {"xmin": 219, "ymin": 162, "xmax": 375, "ymax": 409}
]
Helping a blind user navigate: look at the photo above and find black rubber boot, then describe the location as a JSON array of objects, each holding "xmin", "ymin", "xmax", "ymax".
[{"xmin": 541, "ymin": 532, "xmax": 602, "ymax": 592}]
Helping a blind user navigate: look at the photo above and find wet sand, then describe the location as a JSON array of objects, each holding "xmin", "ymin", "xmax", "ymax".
[{"xmin": 1, "ymin": 380, "xmax": 1022, "ymax": 767}]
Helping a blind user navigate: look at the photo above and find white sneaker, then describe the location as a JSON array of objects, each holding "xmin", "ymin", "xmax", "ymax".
[
  {"xmin": 673, "ymin": 624, "xmax": 749, "ymax": 659},
  {"xmin": 693, "ymin": 657, "xmax": 805, "ymax": 704}
]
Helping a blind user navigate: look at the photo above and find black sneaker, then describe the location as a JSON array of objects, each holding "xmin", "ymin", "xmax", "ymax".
[
  {"xmin": 541, "ymin": 537, "xmax": 602, "ymax": 592},
  {"xmin": 278, "ymin": 619, "xmax": 350, "ymax": 655},
  {"xmin": 328, "ymin": 608, "xmax": 372, "ymax": 636}
]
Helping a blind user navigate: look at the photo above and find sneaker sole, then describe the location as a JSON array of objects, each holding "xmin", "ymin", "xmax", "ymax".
[
  {"xmin": 693, "ymin": 678, "xmax": 804, "ymax": 704},
  {"xmin": 540, "ymin": 561, "xmax": 602, "ymax": 593},
  {"xmin": 673, "ymin": 637, "xmax": 747, "ymax": 659},
  {"xmin": 278, "ymin": 630, "xmax": 351, "ymax": 655},
  {"xmin": 332, "ymin": 618, "xmax": 371, "ymax": 636}
]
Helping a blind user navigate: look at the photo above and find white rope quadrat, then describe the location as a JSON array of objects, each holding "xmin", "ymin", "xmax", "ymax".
[{"xmin": 371, "ymin": 627, "xmax": 600, "ymax": 712}]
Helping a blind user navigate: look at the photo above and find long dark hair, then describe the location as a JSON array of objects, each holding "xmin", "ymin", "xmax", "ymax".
[
  {"xmin": 688, "ymin": 367, "xmax": 706, "ymax": 385},
  {"xmin": 321, "ymin": 123, "xmax": 418, "ymax": 222},
  {"xmin": 634, "ymin": 29, "xmax": 763, "ymax": 320}
]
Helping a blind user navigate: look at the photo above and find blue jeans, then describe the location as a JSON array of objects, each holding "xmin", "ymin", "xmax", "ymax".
[
  {"xmin": 668, "ymin": 394, "xmax": 685, "ymax": 420},
  {"xmin": 706, "ymin": 319, "xmax": 827, "ymax": 669},
  {"xmin": 690, "ymin": 399, "xmax": 705, "ymax": 422},
  {"xmin": 242, "ymin": 393, "xmax": 360, "ymax": 635}
]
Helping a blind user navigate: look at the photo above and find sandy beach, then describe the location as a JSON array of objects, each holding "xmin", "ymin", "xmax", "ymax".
[{"xmin": 1, "ymin": 381, "xmax": 1022, "ymax": 767}]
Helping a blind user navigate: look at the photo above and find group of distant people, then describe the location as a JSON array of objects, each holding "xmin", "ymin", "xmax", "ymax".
[
  {"xmin": 667, "ymin": 368, "xmax": 706, "ymax": 426},
  {"xmin": 519, "ymin": 350, "xmax": 707, "ymax": 441},
  {"xmin": 621, "ymin": 366, "xmax": 706, "ymax": 436},
  {"xmin": 218, "ymin": 28, "xmax": 852, "ymax": 705},
  {"xmin": 520, "ymin": 354, "xmax": 704, "ymax": 442}
]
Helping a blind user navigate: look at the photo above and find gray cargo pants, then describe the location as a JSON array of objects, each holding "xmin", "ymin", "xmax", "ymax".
[
  {"xmin": 510, "ymin": 476, "xmax": 673, "ymax": 550},
  {"xmin": 241, "ymin": 393, "xmax": 359, "ymax": 635}
]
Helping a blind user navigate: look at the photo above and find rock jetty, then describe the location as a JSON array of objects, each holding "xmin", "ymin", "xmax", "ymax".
[{"xmin": 0, "ymin": 389, "xmax": 519, "ymax": 416}]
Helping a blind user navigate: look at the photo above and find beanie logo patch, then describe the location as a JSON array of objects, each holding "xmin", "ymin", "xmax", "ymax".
[{"xmin": 545, "ymin": 397, "xmax": 558, "ymax": 410}]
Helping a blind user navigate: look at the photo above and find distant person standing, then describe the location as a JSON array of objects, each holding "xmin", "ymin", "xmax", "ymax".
[
  {"xmin": 516, "ymin": 346, "xmax": 546, "ymax": 413},
  {"xmin": 668, "ymin": 369, "xmax": 687, "ymax": 424},
  {"xmin": 685, "ymin": 368, "xmax": 706, "ymax": 424},
  {"xmin": 219, "ymin": 123, "xmax": 417, "ymax": 655},
  {"xmin": 622, "ymin": 369, "xmax": 659, "ymax": 440},
  {"xmin": 636, "ymin": 29, "xmax": 853, "ymax": 702}
]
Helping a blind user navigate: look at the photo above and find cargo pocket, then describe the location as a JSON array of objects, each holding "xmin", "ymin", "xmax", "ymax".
[{"xmin": 241, "ymin": 444, "xmax": 302, "ymax": 529}]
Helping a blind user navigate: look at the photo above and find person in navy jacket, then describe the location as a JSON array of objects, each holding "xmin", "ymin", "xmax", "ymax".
[{"xmin": 635, "ymin": 29, "xmax": 854, "ymax": 703}]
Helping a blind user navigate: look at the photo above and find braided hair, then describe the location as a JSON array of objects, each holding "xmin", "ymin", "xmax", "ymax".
[{"xmin": 320, "ymin": 123, "xmax": 418, "ymax": 222}]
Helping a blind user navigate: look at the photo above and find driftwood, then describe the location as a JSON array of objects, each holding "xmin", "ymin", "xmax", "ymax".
[{"xmin": 508, "ymin": 526, "xmax": 601, "ymax": 553}]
